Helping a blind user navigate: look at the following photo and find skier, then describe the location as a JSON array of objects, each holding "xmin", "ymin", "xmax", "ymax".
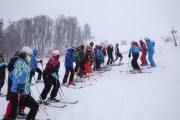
[
  {"xmin": 78, "ymin": 48, "xmax": 93, "ymax": 77},
  {"xmin": 93, "ymin": 44, "xmax": 99, "ymax": 70},
  {"xmin": 96, "ymin": 46, "xmax": 103, "ymax": 70},
  {"xmin": 40, "ymin": 50, "xmax": 60, "ymax": 103},
  {"xmin": 0, "ymin": 52, "xmax": 8, "ymax": 95},
  {"xmin": 101, "ymin": 46, "xmax": 107, "ymax": 65},
  {"xmin": 74, "ymin": 45, "xmax": 84, "ymax": 74},
  {"xmin": 107, "ymin": 44, "xmax": 114, "ymax": 65},
  {"xmin": 128, "ymin": 41, "xmax": 142, "ymax": 72},
  {"xmin": 30, "ymin": 49, "xmax": 43, "ymax": 84},
  {"xmin": 113, "ymin": 43, "xmax": 123, "ymax": 65},
  {"xmin": 139, "ymin": 40, "xmax": 148, "ymax": 66},
  {"xmin": 5, "ymin": 51, "xmax": 27, "ymax": 119},
  {"xmin": 3, "ymin": 46, "xmax": 39, "ymax": 120},
  {"xmin": 62, "ymin": 47, "xmax": 75, "ymax": 86},
  {"xmin": 144, "ymin": 38, "xmax": 156, "ymax": 67}
]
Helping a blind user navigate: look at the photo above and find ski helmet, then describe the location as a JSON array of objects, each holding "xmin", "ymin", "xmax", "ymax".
[
  {"xmin": 131, "ymin": 41, "xmax": 135, "ymax": 45},
  {"xmin": 144, "ymin": 37, "xmax": 149, "ymax": 41},
  {"xmin": 90, "ymin": 42, "xmax": 94, "ymax": 46},
  {"xmin": 22, "ymin": 46, "xmax": 32, "ymax": 55},
  {"xmin": 52, "ymin": 50, "xmax": 60, "ymax": 57}
]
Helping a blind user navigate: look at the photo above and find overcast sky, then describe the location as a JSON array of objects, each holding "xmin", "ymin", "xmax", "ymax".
[{"xmin": 0, "ymin": 0, "xmax": 180, "ymax": 43}]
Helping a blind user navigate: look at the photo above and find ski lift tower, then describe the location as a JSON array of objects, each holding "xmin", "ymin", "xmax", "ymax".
[
  {"xmin": 91, "ymin": 35, "xmax": 95, "ymax": 42},
  {"xmin": 171, "ymin": 27, "xmax": 178, "ymax": 46}
]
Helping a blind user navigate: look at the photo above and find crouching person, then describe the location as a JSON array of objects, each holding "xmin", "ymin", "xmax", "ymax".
[{"xmin": 3, "ymin": 46, "xmax": 39, "ymax": 120}]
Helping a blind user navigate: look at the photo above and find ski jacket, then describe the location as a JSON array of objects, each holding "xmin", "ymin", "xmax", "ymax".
[
  {"xmin": 80, "ymin": 50, "xmax": 92, "ymax": 64},
  {"xmin": 115, "ymin": 46, "xmax": 121, "ymax": 56},
  {"xmin": 30, "ymin": 50, "xmax": 40, "ymax": 69},
  {"xmin": 74, "ymin": 50, "xmax": 80, "ymax": 62},
  {"xmin": 107, "ymin": 46, "xmax": 113, "ymax": 56},
  {"xmin": 65, "ymin": 49, "xmax": 75, "ymax": 67},
  {"xmin": 45, "ymin": 56, "xmax": 60, "ymax": 75},
  {"xmin": 10, "ymin": 58, "xmax": 30, "ymax": 95},
  {"xmin": 146, "ymin": 39, "xmax": 154, "ymax": 53},
  {"xmin": 129, "ymin": 42, "xmax": 142, "ymax": 54},
  {"xmin": 97, "ymin": 49, "xmax": 103, "ymax": 59},
  {"xmin": 0, "ymin": 56, "xmax": 7, "ymax": 77},
  {"xmin": 8, "ymin": 52, "xmax": 20, "ymax": 72}
]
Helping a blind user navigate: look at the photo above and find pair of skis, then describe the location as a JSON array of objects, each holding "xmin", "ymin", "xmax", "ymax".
[
  {"xmin": 43, "ymin": 100, "xmax": 79, "ymax": 108},
  {"xmin": 120, "ymin": 70, "xmax": 152, "ymax": 74}
]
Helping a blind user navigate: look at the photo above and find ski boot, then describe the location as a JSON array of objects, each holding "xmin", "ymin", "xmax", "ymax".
[
  {"xmin": 49, "ymin": 97, "xmax": 60, "ymax": 102},
  {"xmin": 18, "ymin": 110, "xmax": 27, "ymax": 119}
]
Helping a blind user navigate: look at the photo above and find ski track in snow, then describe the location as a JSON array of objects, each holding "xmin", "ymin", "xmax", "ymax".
[{"xmin": 1, "ymin": 41, "xmax": 180, "ymax": 120}]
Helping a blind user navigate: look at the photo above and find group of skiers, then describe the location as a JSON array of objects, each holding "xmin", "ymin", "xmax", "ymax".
[
  {"xmin": 0, "ymin": 37, "xmax": 156, "ymax": 120},
  {"xmin": 128, "ymin": 38, "xmax": 156, "ymax": 72}
]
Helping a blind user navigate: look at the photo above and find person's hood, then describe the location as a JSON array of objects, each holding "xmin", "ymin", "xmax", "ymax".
[{"xmin": 33, "ymin": 49, "xmax": 38, "ymax": 55}]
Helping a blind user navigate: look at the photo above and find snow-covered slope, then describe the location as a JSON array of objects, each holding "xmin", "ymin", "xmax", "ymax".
[{"xmin": 0, "ymin": 41, "xmax": 180, "ymax": 120}]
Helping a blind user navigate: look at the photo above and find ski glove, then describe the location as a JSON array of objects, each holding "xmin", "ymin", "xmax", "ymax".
[
  {"xmin": 51, "ymin": 72, "xmax": 59, "ymax": 80},
  {"xmin": 128, "ymin": 53, "xmax": 131, "ymax": 58},
  {"xmin": 0, "ymin": 62, "xmax": 8, "ymax": 67},
  {"xmin": 17, "ymin": 84, "xmax": 24, "ymax": 93}
]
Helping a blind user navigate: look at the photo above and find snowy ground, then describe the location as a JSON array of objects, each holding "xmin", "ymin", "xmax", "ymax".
[{"xmin": 0, "ymin": 41, "xmax": 180, "ymax": 120}]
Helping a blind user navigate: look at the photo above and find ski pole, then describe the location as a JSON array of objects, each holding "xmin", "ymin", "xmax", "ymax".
[
  {"xmin": 56, "ymin": 80, "xmax": 63, "ymax": 101},
  {"xmin": 16, "ymin": 92, "xmax": 21, "ymax": 120},
  {"xmin": 127, "ymin": 57, "xmax": 130, "ymax": 74},
  {"xmin": 39, "ymin": 104, "xmax": 50, "ymax": 120},
  {"xmin": 58, "ymin": 83, "xmax": 65, "ymax": 97}
]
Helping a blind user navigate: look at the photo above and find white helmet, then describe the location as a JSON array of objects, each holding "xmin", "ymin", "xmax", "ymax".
[
  {"xmin": 22, "ymin": 46, "xmax": 32, "ymax": 55},
  {"xmin": 52, "ymin": 50, "xmax": 60, "ymax": 57}
]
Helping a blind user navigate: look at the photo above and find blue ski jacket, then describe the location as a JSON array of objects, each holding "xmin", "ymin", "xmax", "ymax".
[
  {"xmin": 97, "ymin": 49, "xmax": 103, "ymax": 59},
  {"xmin": 30, "ymin": 50, "xmax": 40, "ymax": 69},
  {"xmin": 64, "ymin": 49, "xmax": 75, "ymax": 67},
  {"xmin": 129, "ymin": 44, "xmax": 142, "ymax": 54},
  {"xmin": 146, "ymin": 39, "xmax": 155, "ymax": 53},
  {"xmin": 10, "ymin": 58, "xmax": 30, "ymax": 95}
]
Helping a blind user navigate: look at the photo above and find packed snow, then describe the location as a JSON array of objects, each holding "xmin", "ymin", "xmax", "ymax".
[{"xmin": 0, "ymin": 41, "xmax": 180, "ymax": 120}]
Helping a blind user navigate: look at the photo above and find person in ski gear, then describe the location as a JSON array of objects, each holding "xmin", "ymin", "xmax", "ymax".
[
  {"xmin": 5, "ymin": 51, "xmax": 27, "ymax": 119},
  {"xmin": 113, "ymin": 43, "xmax": 123, "ymax": 65},
  {"xmin": 62, "ymin": 47, "xmax": 75, "ymax": 86},
  {"xmin": 78, "ymin": 49, "xmax": 93, "ymax": 77},
  {"xmin": 102, "ymin": 46, "xmax": 107, "ymax": 64},
  {"xmin": 94, "ymin": 44, "xmax": 99, "ymax": 70},
  {"xmin": 30, "ymin": 49, "xmax": 43, "ymax": 83},
  {"xmin": 0, "ymin": 52, "xmax": 8, "ymax": 95},
  {"xmin": 3, "ymin": 46, "xmax": 39, "ymax": 120},
  {"xmin": 107, "ymin": 44, "xmax": 114, "ymax": 65},
  {"xmin": 74, "ymin": 45, "xmax": 84, "ymax": 74},
  {"xmin": 40, "ymin": 50, "xmax": 60, "ymax": 102},
  {"xmin": 129, "ymin": 41, "xmax": 142, "ymax": 71},
  {"xmin": 144, "ymin": 38, "xmax": 156, "ymax": 67},
  {"xmin": 96, "ymin": 46, "xmax": 103, "ymax": 70},
  {"xmin": 139, "ymin": 40, "xmax": 148, "ymax": 66}
]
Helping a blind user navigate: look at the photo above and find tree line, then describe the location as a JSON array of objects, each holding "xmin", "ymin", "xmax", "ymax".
[{"xmin": 0, "ymin": 15, "xmax": 91, "ymax": 60}]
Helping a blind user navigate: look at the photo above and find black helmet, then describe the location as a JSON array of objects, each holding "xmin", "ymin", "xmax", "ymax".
[{"xmin": 90, "ymin": 42, "xmax": 94, "ymax": 46}]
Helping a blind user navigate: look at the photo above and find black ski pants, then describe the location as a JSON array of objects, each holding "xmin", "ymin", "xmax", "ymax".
[
  {"xmin": 74, "ymin": 62, "xmax": 79, "ymax": 73},
  {"xmin": 41, "ymin": 71, "xmax": 60, "ymax": 100},
  {"xmin": 5, "ymin": 92, "xmax": 39, "ymax": 120},
  {"xmin": 131, "ymin": 53, "xmax": 140, "ymax": 70},
  {"xmin": 0, "ymin": 75, "xmax": 5, "ymax": 91},
  {"xmin": 30, "ymin": 68, "xmax": 42, "ymax": 82},
  {"xmin": 63, "ymin": 67, "xmax": 74, "ymax": 84},
  {"xmin": 107, "ymin": 54, "xmax": 114, "ymax": 65},
  {"xmin": 6, "ymin": 77, "xmax": 12, "ymax": 101},
  {"xmin": 96, "ymin": 59, "xmax": 102, "ymax": 69},
  {"xmin": 113, "ymin": 53, "xmax": 123, "ymax": 63}
]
